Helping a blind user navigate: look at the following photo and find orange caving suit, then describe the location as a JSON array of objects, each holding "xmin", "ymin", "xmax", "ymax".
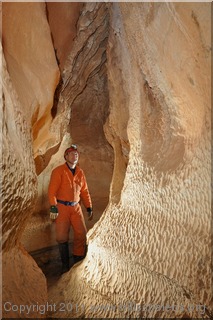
[{"xmin": 48, "ymin": 163, "xmax": 92, "ymax": 256}]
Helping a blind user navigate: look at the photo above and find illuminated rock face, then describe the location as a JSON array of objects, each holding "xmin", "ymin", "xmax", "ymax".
[
  {"xmin": 2, "ymin": 2, "xmax": 59, "ymax": 317},
  {"xmin": 21, "ymin": 2, "xmax": 113, "ymax": 252},
  {"xmin": 49, "ymin": 2, "xmax": 212, "ymax": 319},
  {"xmin": 2, "ymin": 2, "xmax": 60, "ymax": 157},
  {"xmin": 2, "ymin": 1, "xmax": 211, "ymax": 319},
  {"xmin": 2, "ymin": 2, "xmax": 112, "ymax": 318},
  {"xmin": 2, "ymin": 52, "xmax": 48, "ymax": 318}
]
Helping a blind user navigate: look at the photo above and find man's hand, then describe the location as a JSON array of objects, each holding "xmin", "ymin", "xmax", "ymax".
[
  {"xmin": 50, "ymin": 205, "xmax": 59, "ymax": 220},
  {"xmin": 87, "ymin": 207, "xmax": 93, "ymax": 221}
]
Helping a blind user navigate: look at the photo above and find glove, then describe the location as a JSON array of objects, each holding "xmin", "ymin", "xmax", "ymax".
[
  {"xmin": 50, "ymin": 205, "xmax": 59, "ymax": 220},
  {"xmin": 87, "ymin": 207, "xmax": 93, "ymax": 221}
]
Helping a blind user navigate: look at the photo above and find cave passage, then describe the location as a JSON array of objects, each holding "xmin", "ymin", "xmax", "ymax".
[
  {"xmin": 19, "ymin": 1, "xmax": 114, "ymax": 285},
  {"xmin": 2, "ymin": 2, "xmax": 211, "ymax": 319}
]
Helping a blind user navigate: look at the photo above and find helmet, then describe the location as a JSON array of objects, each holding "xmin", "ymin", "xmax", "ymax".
[{"xmin": 64, "ymin": 144, "xmax": 78, "ymax": 158}]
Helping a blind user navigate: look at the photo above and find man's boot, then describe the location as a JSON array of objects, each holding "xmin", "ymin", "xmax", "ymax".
[
  {"xmin": 72, "ymin": 245, "xmax": 87, "ymax": 265},
  {"xmin": 58, "ymin": 242, "xmax": 70, "ymax": 274},
  {"xmin": 73, "ymin": 255, "xmax": 84, "ymax": 264}
]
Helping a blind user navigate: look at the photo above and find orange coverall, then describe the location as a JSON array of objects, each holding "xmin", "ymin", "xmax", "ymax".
[{"xmin": 48, "ymin": 163, "xmax": 92, "ymax": 256}]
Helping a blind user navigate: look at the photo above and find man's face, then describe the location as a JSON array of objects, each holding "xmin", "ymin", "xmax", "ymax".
[{"xmin": 65, "ymin": 150, "xmax": 79, "ymax": 166}]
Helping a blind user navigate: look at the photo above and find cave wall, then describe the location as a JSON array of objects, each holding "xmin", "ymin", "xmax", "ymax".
[
  {"xmin": 46, "ymin": 2, "xmax": 83, "ymax": 71},
  {"xmin": 21, "ymin": 2, "xmax": 113, "ymax": 252},
  {"xmin": 49, "ymin": 2, "xmax": 212, "ymax": 319},
  {"xmin": 2, "ymin": 2, "xmax": 60, "ymax": 317},
  {"xmin": 1, "ymin": 1, "xmax": 211, "ymax": 319},
  {"xmin": 2, "ymin": 2, "xmax": 60, "ymax": 155},
  {"xmin": 20, "ymin": 2, "xmax": 84, "ymax": 252},
  {"xmin": 2, "ymin": 50, "xmax": 48, "ymax": 318},
  {"xmin": 2, "ymin": 2, "xmax": 113, "ymax": 317}
]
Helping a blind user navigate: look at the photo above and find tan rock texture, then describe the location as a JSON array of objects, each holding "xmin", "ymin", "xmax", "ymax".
[
  {"xmin": 2, "ymin": 3, "xmax": 113, "ymax": 317},
  {"xmin": 1, "ymin": 1, "xmax": 211, "ymax": 319},
  {"xmin": 2, "ymin": 245, "xmax": 47, "ymax": 319},
  {"xmin": 49, "ymin": 2, "xmax": 212, "ymax": 319},
  {"xmin": 46, "ymin": 2, "xmax": 83, "ymax": 71},
  {"xmin": 22, "ymin": 2, "xmax": 113, "ymax": 252},
  {"xmin": 2, "ymin": 2, "xmax": 60, "ymax": 159},
  {"xmin": 2, "ymin": 2, "xmax": 59, "ymax": 317},
  {"xmin": 2, "ymin": 51, "xmax": 48, "ymax": 318}
]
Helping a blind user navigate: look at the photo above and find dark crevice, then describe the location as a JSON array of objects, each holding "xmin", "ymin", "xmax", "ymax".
[
  {"xmin": 45, "ymin": 2, "xmax": 60, "ymax": 67},
  {"xmin": 51, "ymin": 77, "xmax": 63, "ymax": 119},
  {"xmin": 30, "ymin": 241, "xmax": 74, "ymax": 288},
  {"xmin": 62, "ymin": 6, "xmax": 109, "ymax": 92},
  {"xmin": 45, "ymin": 2, "xmax": 62, "ymax": 120}
]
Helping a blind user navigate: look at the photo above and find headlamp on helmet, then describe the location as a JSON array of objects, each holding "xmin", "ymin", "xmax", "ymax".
[{"xmin": 64, "ymin": 144, "xmax": 78, "ymax": 158}]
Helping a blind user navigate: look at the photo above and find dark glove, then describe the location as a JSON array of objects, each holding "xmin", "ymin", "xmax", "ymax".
[
  {"xmin": 87, "ymin": 207, "xmax": 93, "ymax": 221},
  {"xmin": 50, "ymin": 205, "xmax": 59, "ymax": 220}
]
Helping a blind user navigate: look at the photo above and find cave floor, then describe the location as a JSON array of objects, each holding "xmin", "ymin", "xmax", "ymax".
[{"xmin": 30, "ymin": 242, "xmax": 75, "ymax": 289}]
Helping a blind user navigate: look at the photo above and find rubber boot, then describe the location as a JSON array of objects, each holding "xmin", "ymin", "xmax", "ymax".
[
  {"xmin": 58, "ymin": 242, "xmax": 70, "ymax": 274},
  {"xmin": 72, "ymin": 245, "xmax": 87, "ymax": 265},
  {"xmin": 73, "ymin": 255, "xmax": 84, "ymax": 264}
]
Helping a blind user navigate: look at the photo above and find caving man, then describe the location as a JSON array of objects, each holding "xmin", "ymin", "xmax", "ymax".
[{"xmin": 48, "ymin": 144, "xmax": 93, "ymax": 274}]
